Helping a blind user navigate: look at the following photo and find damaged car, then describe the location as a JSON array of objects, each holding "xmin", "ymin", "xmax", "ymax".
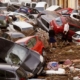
[
  {"xmin": 8, "ymin": 12, "xmax": 37, "ymax": 25},
  {"xmin": 1, "ymin": 31, "xmax": 25, "ymax": 41},
  {"xmin": 0, "ymin": 37, "xmax": 45, "ymax": 78},
  {"xmin": 15, "ymin": 35, "xmax": 46, "ymax": 56},
  {"xmin": 37, "ymin": 11, "xmax": 80, "ymax": 41}
]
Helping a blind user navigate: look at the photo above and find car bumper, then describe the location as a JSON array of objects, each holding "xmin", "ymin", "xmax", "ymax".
[
  {"xmin": 72, "ymin": 40, "xmax": 80, "ymax": 45},
  {"xmin": 33, "ymin": 62, "xmax": 45, "ymax": 75}
]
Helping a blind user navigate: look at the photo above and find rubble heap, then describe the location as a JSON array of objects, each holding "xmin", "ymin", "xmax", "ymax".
[{"xmin": 36, "ymin": 28, "xmax": 49, "ymax": 48}]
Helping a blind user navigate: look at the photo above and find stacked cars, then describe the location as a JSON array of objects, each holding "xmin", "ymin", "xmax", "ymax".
[
  {"xmin": 0, "ymin": 2, "xmax": 48, "ymax": 79},
  {"xmin": 0, "ymin": 1, "xmax": 80, "ymax": 79}
]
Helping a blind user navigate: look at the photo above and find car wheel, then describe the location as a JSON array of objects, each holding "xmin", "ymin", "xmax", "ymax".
[{"xmin": 42, "ymin": 49, "xmax": 46, "ymax": 57}]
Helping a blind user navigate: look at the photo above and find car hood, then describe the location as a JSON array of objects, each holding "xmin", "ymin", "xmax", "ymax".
[
  {"xmin": 12, "ymin": 21, "xmax": 33, "ymax": 31},
  {"xmin": 20, "ymin": 50, "xmax": 41, "ymax": 73}
]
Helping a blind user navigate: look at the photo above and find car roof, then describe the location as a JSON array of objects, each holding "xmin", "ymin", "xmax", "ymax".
[
  {"xmin": 46, "ymin": 5, "xmax": 62, "ymax": 11},
  {"xmin": 41, "ymin": 12, "xmax": 61, "ymax": 23},
  {"xmin": 41, "ymin": 15, "xmax": 54, "ymax": 23},
  {"xmin": 35, "ymin": 2, "xmax": 47, "ymax": 7},
  {"xmin": 0, "ymin": 63, "xmax": 19, "ymax": 71}
]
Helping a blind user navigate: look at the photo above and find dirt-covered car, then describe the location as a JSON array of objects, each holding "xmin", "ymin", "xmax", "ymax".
[
  {"xmin": 12, "ymin": 21, "xmax": 34, "ymax": 34},
  {"xmin": 0, "ymin": 14, "xmax": 9, "ymax": 30},
  {"xmin": 8, "ymin": 12, "xmax": 37, "ymax": 25},
  {"xmin": 1, "ymin": 31, "xmax": 25, "ymax": 41},
  {"xmin": 37, "ymin": 11, "xmax": 62, "ymax": 32},
  {"xmin": 15, "ymin": 36, "xmax": 45, "ymax": 56},
  {"xmin": 0, "ymin": 37, "xmax": 45, "ymax": 78}
]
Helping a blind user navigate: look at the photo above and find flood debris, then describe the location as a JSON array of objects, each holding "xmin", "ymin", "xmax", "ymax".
[{"xmin": 36, "ymin": 28, "xmax": 49, "ymax": 48}]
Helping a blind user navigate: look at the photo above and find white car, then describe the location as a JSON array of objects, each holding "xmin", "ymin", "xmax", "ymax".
[
  {"xmin": 46, "ymin": 5, "xmax": 62, "ymax": 11},
  {"xmin": 7, "ymin": 20, "xmax": 34, "ymax": 35},
  {"xmin": 72, "ymin": 31, "xmax": 80, "ymax": 45},
  {"xmin": 35, "ymin": 2, "xmax": 47, "ymax": 12},
  {"xmin": 12, "ymin": 21, "xmax": 33, "ymax": 33}
]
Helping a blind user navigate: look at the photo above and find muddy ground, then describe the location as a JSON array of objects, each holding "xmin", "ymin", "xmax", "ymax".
[
  {"xmin": 30, "ymin": 26, "xmax": 80, "ymax": 80},
  {"xmin": 38, "ymin": 42, "xmax": 80, "ymax": 80}
]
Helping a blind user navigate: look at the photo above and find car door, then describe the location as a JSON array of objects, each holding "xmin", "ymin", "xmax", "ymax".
[
  {"xmin": 27, "ymin": 37, "xmax": 42, "ymax": 53},
  {"xmin": 5, "ymin": 71, "xmax": 16, "ymax": 80},
  {"xmin": 0, "ymin": 70, "xmax": 16, "ymax": 80},
  {"xmin": 26, "ymin": 39, "xmax": 34, "ymax": 49}
]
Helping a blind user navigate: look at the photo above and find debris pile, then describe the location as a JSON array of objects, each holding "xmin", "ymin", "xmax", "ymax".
[{"xmin": 36, "ymin": 28, "xmax": 49, "ymax": 48}]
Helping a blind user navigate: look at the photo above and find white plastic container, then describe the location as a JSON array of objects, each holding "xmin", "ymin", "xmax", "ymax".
[{"xmin": 46, "ymin": 68, "xmax": 65, "ymax": 75}]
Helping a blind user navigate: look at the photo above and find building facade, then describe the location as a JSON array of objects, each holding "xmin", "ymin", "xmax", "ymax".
[
  {"xmin": 57, "ymin": 0, "xmax": 78, "ymax": 9},
  {"xmin": 37, "ymin": 0, "xmax": 80, "ymax": 9}
]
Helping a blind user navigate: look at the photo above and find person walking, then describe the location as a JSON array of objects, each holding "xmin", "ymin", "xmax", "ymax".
[{"xmin": 49, "ymin": 27, "xmax": 57, "ymax": 52}]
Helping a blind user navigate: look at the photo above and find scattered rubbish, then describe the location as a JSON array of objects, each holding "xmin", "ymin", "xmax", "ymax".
[
  {"xmin": 36, "ymin": 28, "xmax": 49, "ymax": 48},
  {"xmin": 69, "ymin": 66, "xmax": 75, "ymax": 73},
  {"xmin": 73, "ymin": 76, "xmax": 80, "ymax": 80},
  {"xmin": 64, "ymin": 59, "xmax": 72, "ymax": 65},
  {"xmin": 69, "ymin": 66, "xmax": 80, "ymax": 73},
  {"xmin": 47, "ymin": 62, "xmax": 59, "ymax": 70},
  {"xmin": 67, "ymin": 49, "xmax": 74, "ymax": 53}
]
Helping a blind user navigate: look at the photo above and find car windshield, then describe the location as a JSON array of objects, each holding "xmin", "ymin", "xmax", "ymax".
[
  {"xmin": 55, "ymin": 17, "xmax": 63, "ymax": 26},
  {"xmin": 72, "ymin": 10, "xmax": 78, "ymax": 13},
  {"xmin": 35, "ymin": 7, "xmax": 44, "ymax": 11},
  {"xmin": 73, "ymin": 33, "xmax": 80, "ymax": 38},
  {"xmin": 8, "ymin": 44, "xmax": 29, "ymax": 64}
]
